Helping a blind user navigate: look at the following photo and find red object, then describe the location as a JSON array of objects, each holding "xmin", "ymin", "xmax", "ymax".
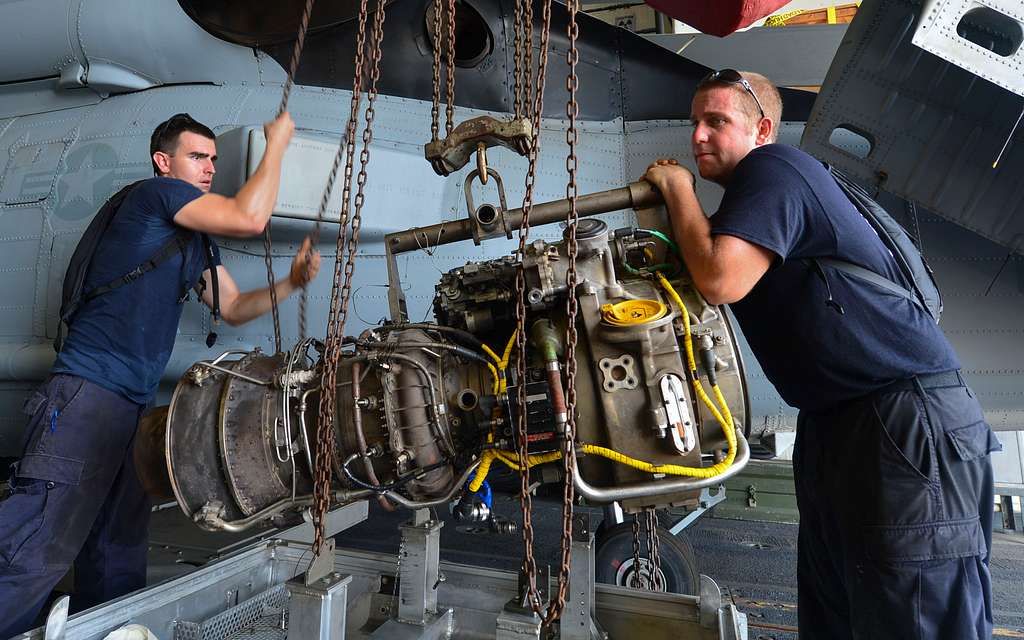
[{"xmin": 645, "ymin": 0, "xmax": 791, "ymax": 37}]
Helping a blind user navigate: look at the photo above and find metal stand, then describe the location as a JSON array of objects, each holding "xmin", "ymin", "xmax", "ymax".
[
  {"xmin": 371, "ymin": 509, "xmax": 454, "ymax": 639},
  {"xmin": 286, "ymin": 571, "xmax": 352, "ymax": 640},
  {"xmin": 560, "ymin": 514, "xmax": 607, "ymax": 640},
  {"xmin": 495, "ymin": 566, "xmax": 548, "ymax": 639},
  {"xmin": 495, "ymin": 515, "xmax": 608, "ymax": 640}
]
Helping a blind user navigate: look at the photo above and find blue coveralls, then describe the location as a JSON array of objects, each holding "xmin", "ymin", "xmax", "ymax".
[
  {"xmin": 708, "ymin": 144, "xmax": 998, "ymax": 639},
  {"xmin": 0, "ymin": 176, "xmax": 213, "ymax": 637},
  {"xmin": 795, "ymin": 372, "xmax": 997, "ymax": 639},
  {"xmin": 0, "ymin": 374, "xmax": 148, "ymax": 636}
]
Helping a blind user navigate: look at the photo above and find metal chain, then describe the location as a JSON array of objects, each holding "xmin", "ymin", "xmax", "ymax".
[
  {"xmin": 522, "ymin": 0, "xmax": 534, "ymax": 121},
  {"xmin": 444, "ymin": 0, "xmax": 456, "ymax": 136},
  {"xmin": 645, "ymin": 509, "xmax": 663, "ymax": 591},
  {"xmin": 429, "ymin": 0, "xmax": 443, "ymax": 142},
  {"xmin": 311, "ymin": 0, "xmax": 387, "ymax": 555},
  {"xmin": 262, "ymin": 228, "xmax": 283, "ymax": 354},
  {"xmin": 539, "ymin": 0, "xmax": 582, "ymax": 626},
  {"xmin": 512, "ymin": 0, "xmax": 523, "ymax": 118},
  {"xmin": 278, "ymin": 0, "xmax": 316, "ymax": 118},
  {"xmin": 512, "ymin": 0, "xmax": 554, "ymax": 619},
  {"xmin": 631, "ymin": 513, "xmax": 644, "ymax": 589},
  {"xmin": 264, "ymin": 0, "xmax": 316, "ymax": 354}
]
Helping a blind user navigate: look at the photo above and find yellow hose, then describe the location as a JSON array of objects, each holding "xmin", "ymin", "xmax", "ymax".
[
  {"xmin": 469, "ymin": 448, "xmax": 562, "ymax": 491},
  {"xmin": 485, "ymin": 362, "xmax": 501, "ymax": 395},
  {"xmin": 482, "ymin": 329, "xmax": 519, "ymax": 395},
  {"xmin": 469, "ymin": 277, "xmax": 737, "ymax": 490},
  {"xmin": 655, "ymin": 272, "xmax": 737, "ymax": 476}
]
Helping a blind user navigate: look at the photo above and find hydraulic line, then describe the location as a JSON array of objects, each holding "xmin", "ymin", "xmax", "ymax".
[
  {"xmin": 655, "ymin": 271, "xmax": 737, "ymax": 476},
  {"xmin": 469, "ymin": 448, "xmax": 562, "ymax": 491},
  {"xmin": 377, "ymin": 323, "xmax": 489, "ymax": 355},
  {"xmin": 365, "ymin": 339, "xmax": 501, "ymax": 395},
  {"xmin": 351, "ymin": 361, "xmax": 395, "ymax": 510},
  {"xmin": 373, "ymin": 350, "xmax": 456, "ymax": 460},
  {"xmin": 340, "ymin": 453, "xmax": 451, "ymax": 492},
  {"xmin": 467, "ymin": 271, "xmax": 739, "ymax": 488},
  {"xmin": 482, "ymin": 329, "xmax": 519, "ymax": 394}
]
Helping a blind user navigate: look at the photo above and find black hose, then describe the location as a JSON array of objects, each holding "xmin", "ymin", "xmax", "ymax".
[
  {"xmin": 341, "ymin": 457, "xmax": 452, "ymax": 493},
  {"xmin": 365, "ymin": 340, "xmax": 493, "ymax": 368},
  {"xmin": 377, "ymin": 323, "xmax": 487, "ymax": 352}
]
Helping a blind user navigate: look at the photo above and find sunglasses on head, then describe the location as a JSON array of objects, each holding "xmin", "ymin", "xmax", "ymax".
[{"xmin": 699, "ymin": 69, "xmax": 765, "ymax": 120}]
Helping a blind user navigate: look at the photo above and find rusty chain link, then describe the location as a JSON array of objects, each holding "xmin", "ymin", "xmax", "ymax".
[
  {"xmin": 647, "ymin": 509, "xmax": 664, "ymax": 590},
  {"xmin": 429, "ymin": 0, "xmax": 443, "ymax": 142},
  {"xmin": 261, "ymin": 226, "xmax": 283, "ymax": 354},
  {"xmin": 277, "ymin": 0, "xmax": 316, "ymax": 118},
  {"xmin": 541, "ymin": 0, "xmax": 582, "ymax": 624},
  {"xmin": 512, "ymin": 0, "xmax": 524, "ymax": 118},
  {"xmin": 631, "ymin": 513, "xmax": 644, "ymax": 588},
  {"xmin": 629, "ymin": 510, "xmax": 663, "ymax": 590},
  {"xmin": 428, "ymin": 0, "xmax": 456, "ymax": 140},
  {"xmin": 512, "ymin": 0, "xmax": 554, "ymax": 620},
  {"xmin": 311, "ymin": 0, "xmax": 388, "ymax": 556},
  {"xmin": 264, "ymin": 0, "xmax": 316, "ymax": 354},
  {"xmin": 522, "ymin": 0, "xmax": 534, "ymax": 121},
  {"xmin": 444, "ymin": 0, "xmax": 456, "ymax": 137}
]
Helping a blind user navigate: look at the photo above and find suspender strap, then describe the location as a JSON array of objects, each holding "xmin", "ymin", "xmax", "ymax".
[
  {"xmin": 815, "ymin": 257, "xmax": 923, "ymax": 308},
  {"xmin": 70, "ymin": 229, "xmax": 193, "ymax": 315},
  {"xmin": 201, "ymin": 233, "xmax": 221, "ymax": 348}
]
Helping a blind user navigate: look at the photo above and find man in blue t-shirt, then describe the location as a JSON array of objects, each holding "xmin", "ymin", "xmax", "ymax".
[
  {"xmin": 644, "ymin": 71, "xmax": 998, "ymax": 639},
  {"xmin": 0, "ymin": 112, "xmax": 321, "ymax": 636}
]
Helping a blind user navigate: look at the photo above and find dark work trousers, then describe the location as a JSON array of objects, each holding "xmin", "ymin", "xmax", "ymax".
[
  {"xmin": 794, "ymin": 371, "xmax": 999, "ymax": 640},
  {"xmin": 0, "ymin": 374, "xmax": 149, "ymax": 638}
]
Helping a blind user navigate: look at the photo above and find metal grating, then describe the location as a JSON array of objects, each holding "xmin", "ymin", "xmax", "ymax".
[{"xmin": 174, "ymin": 585, "xmax": 289, "ymax": 640}]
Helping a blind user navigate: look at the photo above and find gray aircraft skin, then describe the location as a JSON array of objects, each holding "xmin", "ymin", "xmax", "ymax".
[{"xmin": 0, "ymin": 0, "xmax": 1021, "ymax": 493}]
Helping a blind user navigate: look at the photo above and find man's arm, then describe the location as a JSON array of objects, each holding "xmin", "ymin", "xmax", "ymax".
[
  {"xmin": 174, "ymin": 113, "xmax": 295, "ymax": 237},
  {"xmin": 643, "ymin": 160, "xmax": 773, "ymax": 305},
  {"xmin": 200, "ymin": 237, "xmax": 321, "ymax": 326}
]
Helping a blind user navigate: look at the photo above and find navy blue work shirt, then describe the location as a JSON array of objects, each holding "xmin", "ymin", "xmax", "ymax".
[
  {"xmin": 710, "ymin": 144, "xmax": 959, "ymax": 411},
  {"xmin": 53, "ymin": 177, "xmax": 222, "ymax": 405}
]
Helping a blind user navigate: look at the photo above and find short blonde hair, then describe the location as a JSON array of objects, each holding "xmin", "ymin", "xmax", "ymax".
[{"xmin": 698, "ymin": 71, "xmax": 783, "ymax": 142}]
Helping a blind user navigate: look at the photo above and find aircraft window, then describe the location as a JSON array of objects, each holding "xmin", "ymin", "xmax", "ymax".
[
  {"xmin": 827, "ymin": 125, "xmax": 873, "ymax": 160},
  {"xmin": 956, "ymin": 7, "xmax": 1022, "ymax": 58},
  {"xmin": 424, "ymin": 1, "xmax": 493, "ymax": 68}
]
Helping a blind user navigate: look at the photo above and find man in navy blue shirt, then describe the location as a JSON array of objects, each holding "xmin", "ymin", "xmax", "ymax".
[
  {"xmin": 0, "ymin": 112, "xmax": 321, "ymax": 636},
  {"xmin": 644, "ymin": 71, "xmax": 998, "ymax": 639}
]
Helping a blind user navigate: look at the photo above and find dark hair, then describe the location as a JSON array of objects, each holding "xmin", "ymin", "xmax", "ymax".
[{"xmin": 150, "ymin": 113, "xmax": 216, "ymax": 175}]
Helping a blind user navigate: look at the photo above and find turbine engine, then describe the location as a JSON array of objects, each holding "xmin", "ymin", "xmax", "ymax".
[{"xmin": 154, "ymin": 216, "xmax": 751, "ymax": 531}]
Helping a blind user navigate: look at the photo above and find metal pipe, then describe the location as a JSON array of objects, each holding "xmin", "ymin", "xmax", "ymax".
[
  {"xmin": 352, "ymin": 361, "xmax": 396, "ymax": 511},
  {"xmin": 385, "ymin": 181, "xmax": 663, "ymax": 254},
  {"xmin": 199, "ymin": 489, "xmax": 373, "ymax": 533},
  {"xmin": 194, "ymin": 361, "xmax": 271, "ymax": 386},
  {"xmin": 381, "ymin": 461, "xmax": 482, "ymax": 509},
  {"xmin": 572, "ymin": 431, "xmax": 751, "ymax": 503},
  {"xmin": 298, "ymin": 389, "xmax": 316, "ymax": 475}
]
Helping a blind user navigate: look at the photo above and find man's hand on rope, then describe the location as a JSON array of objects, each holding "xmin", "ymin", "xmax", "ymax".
[
  {"xmin": 289, "ymin": 236, "xmax": 321, "ymax": 288},
  {"xmin": 265, "ymin": 112, "xmax": 296, "ymax": 150}
]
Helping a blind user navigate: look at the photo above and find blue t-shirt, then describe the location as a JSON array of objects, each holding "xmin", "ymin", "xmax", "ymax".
[
  {"xmin": 53, "ymin": 177, "xmax": 221, "ymax": 404},
  {"xmin": 710, "ymin": 144, "xmax": 959, "ymax": 411}
]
